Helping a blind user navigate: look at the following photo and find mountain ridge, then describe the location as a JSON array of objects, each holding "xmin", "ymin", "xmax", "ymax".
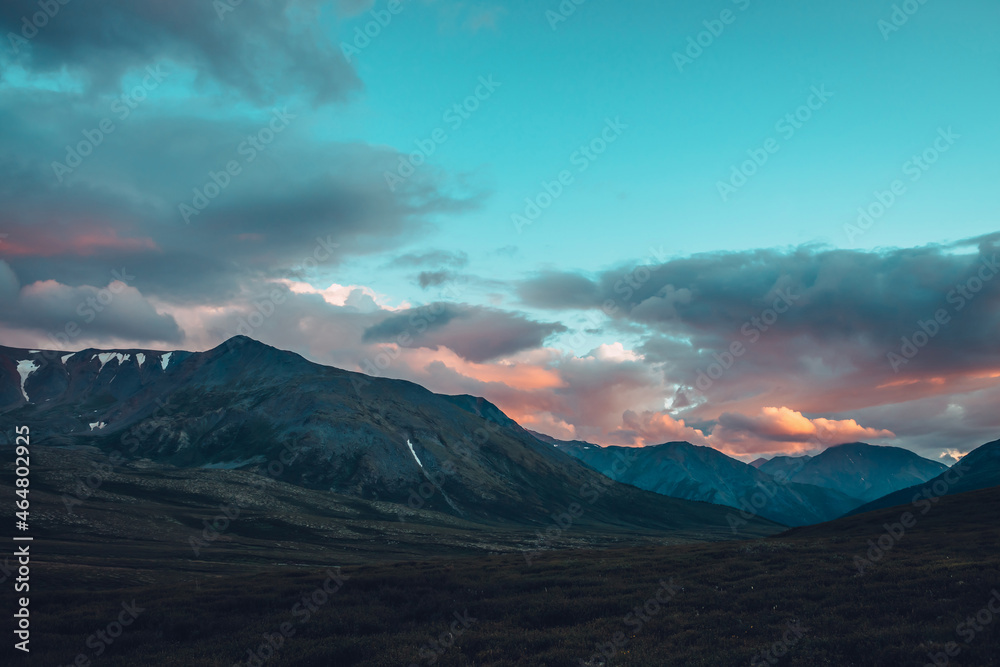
[{"xmin": 0, "ymin": 337, "xmax": 780, "ymax": 537}]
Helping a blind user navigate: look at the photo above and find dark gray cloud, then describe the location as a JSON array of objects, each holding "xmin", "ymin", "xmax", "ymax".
[
  {"xmin": 516, "ymin": 270, "xmax": 601, "ymax": 310},
  {"xmin": 418, "ymin": 271, "xmax": 454, "ymax": 288},
  {"xmin": 393, "ymin": 250, "xmax": 469, "ymax": 269},
  {"xmin": 516, "ymin": 239, "xmax": 1000, "ymax": 382},
  {"xmin": 0, "ymin": 0, "xmax": 360, "ymax": 105},
  {"xmin": 0, "ymin": 101, "xmax": 481, "ymax": 305},
  {"xmin": 363, "ymin": 304, "xmax": 567, "ymax": 362}
]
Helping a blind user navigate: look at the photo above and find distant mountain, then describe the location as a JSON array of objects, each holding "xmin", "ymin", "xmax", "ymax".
[
  {"xmin": 847, "ymin": 440, "xmax": 1000, "ymax": 515},
  {"xmin": 531, "ymin": 433, "xmax": 864, "ymax": 527},
  {"xmin": 0, "ymin": 337, "xmax": 779, "ymax": 537},
  {"xmin": 756, "ymin": 454, "xmax": 813, "ymax": 477},
  {"xmin": 760, "ymin": 442, "xmax": 948, "ymax": 502}
]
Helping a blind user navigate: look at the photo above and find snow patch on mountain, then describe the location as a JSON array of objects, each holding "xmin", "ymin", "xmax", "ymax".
[
  {"xmin": 407, "ymin": 439, "xmax": 424, "ymax": 468},
  {"xmin": 16, "ymin": 360, "xmax": 38, "ymax": 401},
  {"xmin": 95, "ymin": 352, "xmax": 130, "ymax": 372}
]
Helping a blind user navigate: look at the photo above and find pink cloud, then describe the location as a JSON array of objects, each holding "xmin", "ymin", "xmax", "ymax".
[
  {"xmin": 608, "ymin": 410, "xmax": 709, "ymax": 447},
  {"xmin": 0, "ymin": 226, "xmax": 158, "ymax": 257}
]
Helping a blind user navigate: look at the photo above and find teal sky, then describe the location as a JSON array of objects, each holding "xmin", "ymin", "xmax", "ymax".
[{"xmin": 325, "ymin": 0, "xmax": 999, "ymax": 306}]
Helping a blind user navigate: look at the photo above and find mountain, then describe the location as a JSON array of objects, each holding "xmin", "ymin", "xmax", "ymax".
[
  {"xmin": 755, "ymin": 454, "xmax": 813, "ymax": 477},
  {"xmin": 0, "ymin": 337, "xmax": 779, "ymax": 537},
  {"xmin": 846, "ymin": 439, "xmax": 1000, "ymax": 515},
  {"xmin": 531, "ymin": 433, "xmax": 864, "ymax": 527},
  {"xmin": 759, "ymin": 442, "xmax": 949, "ymax": 502}
]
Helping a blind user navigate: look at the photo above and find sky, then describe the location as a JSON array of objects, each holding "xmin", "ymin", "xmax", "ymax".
[{"xmin": 1, "ymin": 0, "xmax": 999, "ymax": 462}]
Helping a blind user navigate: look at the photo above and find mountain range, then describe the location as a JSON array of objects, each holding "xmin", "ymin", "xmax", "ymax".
[
  {"xmin": 846, "ymin": 438, "xmax": 1000, "ymax": 515},
  {"xmin": 0, "ymin": 337, "xmax": 777, "ymax": 539},
  {"xmin": 756, "ymin": 442, "xmax": 949, "ymax": 502},
  {"xmin": 1, "ymin": 336, "xmax": 995, "ymax": 534},
  {"xmin": 533, "ymin": 434, "xmax": 951, "ymax": 526}
]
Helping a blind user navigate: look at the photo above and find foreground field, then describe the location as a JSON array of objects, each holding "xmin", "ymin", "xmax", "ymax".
[{"xmin": 15, "ymin": 482, "xmax": 1000, "ymax": 666}]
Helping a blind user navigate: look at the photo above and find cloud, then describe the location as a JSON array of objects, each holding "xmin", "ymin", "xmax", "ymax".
[
  {"xmin": 418, "ymin": 271, "xmax": 455, "ymax": 288},
  {"xmin": 516, "ymin": 270, "xmax": 601, "ymax": 310},
  {"xmin": 0, "ymin": 109, "xmax": 481, "ymax": 304},
  {"xmin": 608, "ymin": 410, "xmax": 709, "ymax": 447},
  {"xmin": 0, "ymin": 0, "xmax": 360, "ymax": 106},
  {"xmin": 515, "ymin": 240, "xmax": 1000, "ymax": 421},
  {"xmin": 362, "ymin": 304, "xmax": 567, "ymax": 363},
  {"xmin": 708, "ymin": 407, "xmax": 895, "ymax": 455},
  {"xmin": 393, "ymin": 250, "xmax": 469, "ymax": 269},
  {"xmin": 0, "ymin": 262, "xmax": 181, "ymax": 344}
]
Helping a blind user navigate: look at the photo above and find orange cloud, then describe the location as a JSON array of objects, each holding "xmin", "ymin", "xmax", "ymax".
[
  {"xmin": 609, "ymin": 410, "xmax": 709, "ymax": 447},
  {"xmin": 708, "ymin": 406, "xmax": 895, "ymax": 456}
]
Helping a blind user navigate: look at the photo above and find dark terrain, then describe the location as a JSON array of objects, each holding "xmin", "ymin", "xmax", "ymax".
[{"xmin": 6, "ymin": 468, "xmax": 1000, "ymax": 666}]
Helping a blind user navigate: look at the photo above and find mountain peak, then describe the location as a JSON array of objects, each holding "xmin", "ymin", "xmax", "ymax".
[
  {"xmin": 218, "ymin": 335, "xmax": 272, "ymax": 350},
  {"xmin": 824, "ymin": 442, "xmax": 872, "ymax": 451}
]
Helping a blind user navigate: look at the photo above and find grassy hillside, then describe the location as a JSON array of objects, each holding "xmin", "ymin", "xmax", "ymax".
[{"xmin": 8, "ymin": 453, "xmax": 1000, "ymax": 665}]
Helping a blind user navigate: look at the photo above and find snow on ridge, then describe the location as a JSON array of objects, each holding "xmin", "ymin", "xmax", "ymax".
[
  {"xmin": 94, "ymin": 352, "xmax": 130, "ymax": 372},
  {"xmin": 16, "ymin": 360, "xmax": 38, "ymax": 402},
  {"xmin": 28, "ymin": 350, "xmax": 40, "ymax": 353},
  {"xmin": 88, "ymin": 421, "xmax": 107, "ymax": 431},
  {"xmin": 61, "ymin": 353, "xmax": 75, "ymax": 364},
  {"xmin": 161, "ymin": 352, "xmax": 173, "ymax": 370},
  {"xmin": 407, "ymin": 439, "xmax": 424, "ymax": 468},
  {"xmin": 136, "ymin": 353, "xmax": 146, "ymax": 368}
]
